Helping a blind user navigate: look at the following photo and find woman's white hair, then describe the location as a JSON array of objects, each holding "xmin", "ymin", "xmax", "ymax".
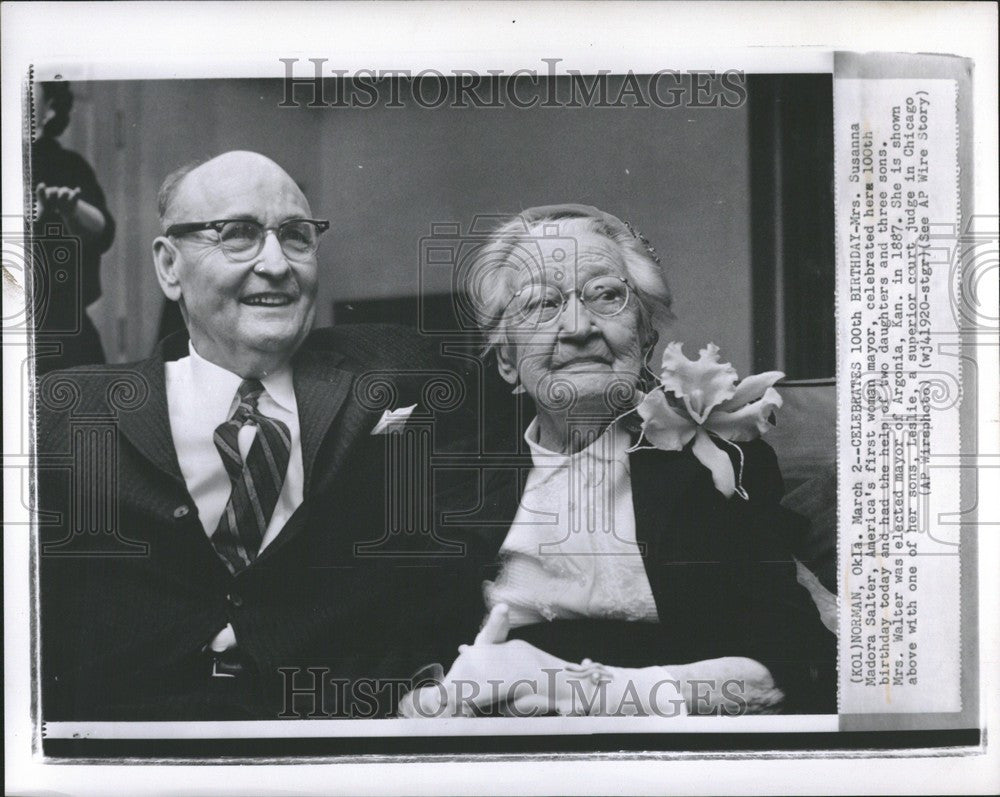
[{"xmin": 462, "ymin": 204, "xmax": 673, "ymax": 355}]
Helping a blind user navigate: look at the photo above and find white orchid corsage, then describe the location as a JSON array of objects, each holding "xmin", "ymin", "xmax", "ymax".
[{"xmin": 629, "ymin": 343, "xmax": 784, "ymax": 500}]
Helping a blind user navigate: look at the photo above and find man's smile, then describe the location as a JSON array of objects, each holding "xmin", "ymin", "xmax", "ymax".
[{"xmin": 240, "ymin": 291, "xmax": 296, "ymax": 307}]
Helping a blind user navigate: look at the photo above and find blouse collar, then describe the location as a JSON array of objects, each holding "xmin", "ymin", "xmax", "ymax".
[{"xmin": 523, "ymin": 416, "xmax": 630, "ymax": 467}]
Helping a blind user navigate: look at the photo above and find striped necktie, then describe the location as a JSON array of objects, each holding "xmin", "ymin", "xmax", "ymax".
[{"xmin": 211, "ymin": 378, "xmax": 291, "ymax": 575}]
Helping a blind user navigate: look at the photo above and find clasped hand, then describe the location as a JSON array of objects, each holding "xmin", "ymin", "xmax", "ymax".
[{"xmin": 399, "ymin": 604, "xmax": 610, "ymax": 718}]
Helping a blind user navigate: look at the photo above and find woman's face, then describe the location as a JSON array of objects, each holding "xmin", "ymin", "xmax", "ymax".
[{"xmin": 496, "ymin": 228, "xmax": 648, "ymax": 417}]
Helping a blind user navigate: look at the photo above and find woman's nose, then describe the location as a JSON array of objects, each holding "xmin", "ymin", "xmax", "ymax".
[{"xmin": 556, "ymin": 293, "xmax": 595, "ymax": 339}]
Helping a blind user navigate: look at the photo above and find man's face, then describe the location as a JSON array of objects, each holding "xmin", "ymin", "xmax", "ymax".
[{"xmin": 158, "ymin": 153, "xmax": 318, "ymax": 373}]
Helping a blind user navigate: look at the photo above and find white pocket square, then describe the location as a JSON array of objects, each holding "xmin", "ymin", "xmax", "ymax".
[{"xmin": 370, "ymin": 404, "xmax": 418, "ymax": 435}]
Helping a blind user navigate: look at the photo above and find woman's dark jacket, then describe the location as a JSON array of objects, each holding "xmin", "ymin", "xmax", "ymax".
[{"xmin": 419, "ymin": 418, "xmax": 837, "ymax": 715}]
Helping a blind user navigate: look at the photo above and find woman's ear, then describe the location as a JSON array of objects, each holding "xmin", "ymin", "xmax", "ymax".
[
  {"xmin": 642, "ymin": 326, "xmax": 660, "ymax": 355},
  {"xmin": 152, "ymin": 237, "xmax": 182, "ymax": 302},
  {"xmin": 495, "ymin": 344, "xmax": 519, "ymax": 386}
]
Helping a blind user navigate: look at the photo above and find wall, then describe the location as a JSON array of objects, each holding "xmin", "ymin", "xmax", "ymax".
[{"xmin": 59, "ymin": 78, "xmax": 754, "ymax": 373}]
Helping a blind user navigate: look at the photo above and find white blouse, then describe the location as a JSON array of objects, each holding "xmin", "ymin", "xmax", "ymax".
[{"xmin": 484, "ymin": 418, "xmax": 660, "ymax": 628}]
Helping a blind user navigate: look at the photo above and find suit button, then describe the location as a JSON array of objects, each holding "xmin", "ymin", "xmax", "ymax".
[
  {"xmin": 227, "ymin": 592, "xmax": 244, "ymax": 608},
  {"xmin": 172, "ymin": 504, "xmax": 190, "ymax": 519}
]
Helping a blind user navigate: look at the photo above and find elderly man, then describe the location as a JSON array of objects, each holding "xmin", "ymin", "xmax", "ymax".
[{"xmin": 37, "ymin": 151, "xmax": 468, "ymax": 720}]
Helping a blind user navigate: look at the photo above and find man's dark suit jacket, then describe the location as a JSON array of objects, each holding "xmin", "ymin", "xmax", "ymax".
[
  {"xmin": 37, "ymin": 324, "xmax": 474, "ymax": 721},
  {"xmin": 430, "ymin": 418, "xmax": 838, "ymax": 715}
]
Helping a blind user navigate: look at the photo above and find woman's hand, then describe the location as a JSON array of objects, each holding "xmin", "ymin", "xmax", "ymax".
[
  {"xmin": 399, "ymin": 610, "xmax": 778, "ymax": 718},
  {"xmin": 442, "ymin": 638, "xmax": 567, "ymax": 714},
  {"xmin": 473, "ymin": 600, "xmax": 511, "ymax": 645},
  {"xmin": 35, "ymin": 183, "xmax": 107, "ymax": 238},
  {"xmin": 35, "ymin": 183, "xmax": 80, "ymax": 218},
  {"xmin": 668, "ymin": 657, "xmax": 784, "ymax": 714},
  {"xmin": 399, "ymin": 604, "xmax": 610, "ymax": 718}
]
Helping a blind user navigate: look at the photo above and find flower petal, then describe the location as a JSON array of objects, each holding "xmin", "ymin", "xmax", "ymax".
[
  {"xmin": 659, "ymin": 342, "xmax": 738, "ymax": 424},
  {"xmin": 716, "ymin": 370, "xmax": 785, "ymax": 412},
  {"xmin": 636, "ymin": 389, "xmax": 697, "ymax": 451},
  {"xmin": 691, "ymin": 427, "xmax": 736, "ymax": 498},
  {"xmin": 705, "ymin": 386, "xmax": 783, "ymax": 441}
]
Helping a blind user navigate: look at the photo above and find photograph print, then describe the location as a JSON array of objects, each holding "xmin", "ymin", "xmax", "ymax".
[{"xmin": 26, "ymin": 65, "xmax": 839, "ymax": 751}]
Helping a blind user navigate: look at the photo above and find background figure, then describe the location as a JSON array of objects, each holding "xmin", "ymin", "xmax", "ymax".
[{"xmin": 31, "ymin": 81, "xmax": 115, "ymax": 373}]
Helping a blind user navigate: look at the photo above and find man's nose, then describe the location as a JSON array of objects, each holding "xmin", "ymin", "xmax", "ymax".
[
  {"xmin": 556, "ymin": 293, "xmax": 595, "ymax": 340},
  {"xmin": 253, "ymin": 231, "xmax": 291, "ymax": 277}
]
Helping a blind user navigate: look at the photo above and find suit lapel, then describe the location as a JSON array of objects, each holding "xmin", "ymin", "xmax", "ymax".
[
  {"xmin": 250, "ymin": 348, "xmax": 354, "ymax": 567},
  {"xmin": 114, "ymin": 347, "xmax": 186, "ymax": 486},
  {"xmin": 627, "ymin": 446, "xmax": 706, "ymax": 619},
  {"xmin": 290, "ymin": 348, "xmax": 354, "ymax": 493},
  {"xmin": 111, "ymin": 336, "xmax": 233, "ymax": 586},
  {"xmin": 630, "ymin": 442, "xmax": 752, "ymax": 624},
  {"xmin": 629, "ymin": 442, "xmax": 746, "ymax": 549}
]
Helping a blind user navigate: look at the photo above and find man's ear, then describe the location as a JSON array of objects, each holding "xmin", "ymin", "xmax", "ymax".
[
  {"xmin": 495, "ymin": 344, "xmax": 519, "ymax": 386},
  {"xmin": 152, "ymin": 236, "xmax": 182, "ymax": 302}
]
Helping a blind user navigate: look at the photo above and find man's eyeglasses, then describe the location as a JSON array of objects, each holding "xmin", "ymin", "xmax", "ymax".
[
  {"xmin": 502, "ymin": 275, "xmax": 632, "ymax": 326},
  {"xmin": 165, "ymin": 218, "xmax": 330, "ymax": 262}
]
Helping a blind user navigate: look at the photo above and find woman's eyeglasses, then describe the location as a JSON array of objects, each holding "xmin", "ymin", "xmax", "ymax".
[
  {"xmin": 165, "ymin": 218, "xmax": 330, "ymax": 262},
  {"xmin": 502, "ymin": 275, "xmax": 632, "ymax": 326}
]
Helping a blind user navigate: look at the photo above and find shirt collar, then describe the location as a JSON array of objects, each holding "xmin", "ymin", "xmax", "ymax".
[
  {"xmin": 523, "ymin": 416, "xmax": 629, "ymax": 467},
  {"xmin": 187, "ymin": 342, "xmax": 296, "ymax": 415}
]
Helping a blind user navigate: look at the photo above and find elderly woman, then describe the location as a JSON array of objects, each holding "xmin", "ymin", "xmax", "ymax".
[{"xmin": 404, "ymin": 204, "xmax": 835, "ymax": 718}]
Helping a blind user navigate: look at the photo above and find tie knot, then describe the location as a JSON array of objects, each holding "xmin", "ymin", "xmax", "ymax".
[{"xmin": 234, "ymin": 378, "xmax": 265, "ymax": 419}]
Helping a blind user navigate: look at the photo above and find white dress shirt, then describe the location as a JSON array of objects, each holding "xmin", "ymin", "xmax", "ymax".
[{"xmin": 165, "ymin": 342, "xmax": 304, "ymax": 650}]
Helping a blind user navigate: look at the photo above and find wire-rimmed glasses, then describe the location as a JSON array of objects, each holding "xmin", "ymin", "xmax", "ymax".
[{"xmin": 502, "ymin": 274, "xmax": 633, "ymax": 327}]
